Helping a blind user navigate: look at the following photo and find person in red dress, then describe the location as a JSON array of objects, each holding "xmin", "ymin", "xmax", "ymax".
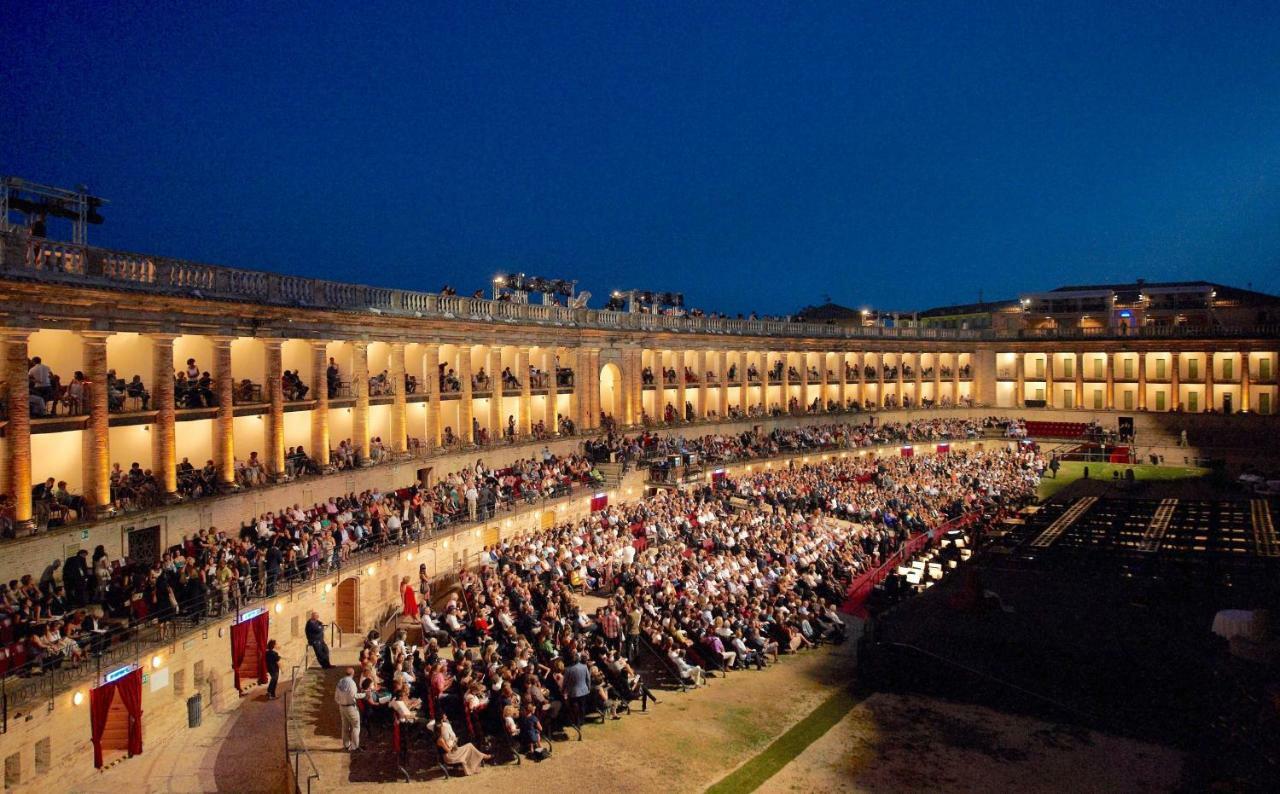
[{"xmin": 400, "ymin": 575, "xmax": 418, "ymax": 618}]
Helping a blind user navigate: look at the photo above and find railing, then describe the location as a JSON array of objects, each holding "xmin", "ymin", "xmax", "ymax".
[
  {"xmin": 284, "ymin": 644, "xmax": 321, "ymax": 794},
  {"xmin": 0, "ymin": 472, "xmax": 606, "ymax": 727},
  {"xmin": 7, "ymin": 232, "xmax": 1277, "ymax": 340}
]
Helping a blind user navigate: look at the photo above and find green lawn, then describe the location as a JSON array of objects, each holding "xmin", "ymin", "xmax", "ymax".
[
  {"xmin": 1038, "ymin": 461, "xmax": 1210, "ymax": 500},
  {"xmin": 706, "ymin": 687, "xmax": 859, "ymax": 794}
]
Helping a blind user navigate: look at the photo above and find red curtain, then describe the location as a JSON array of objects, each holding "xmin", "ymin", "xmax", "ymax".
[
  {"xmin": 90, "ymin": 682, "xmax": 116, "ymax": 768},
  {"xmin": 590, "ymin": 493, "xmax": 608, "ymax": 512},
  {"xmin": 901, "ymin": 446, "xmax": 914, "ymax": 457},
  {"xmin": 250, "ymin": 613, "xmax": 270, "ymax": 684},
  {"xmin": 936, "ymin": 444, "xmax": 950, "ymax": 455},
  {"xmin": 230, "ymin": 619, "xmax": 249, "ymax": 689},
  {"xmin": 117, "ymin": 669, "xmax": 143, "ymax": 758}
]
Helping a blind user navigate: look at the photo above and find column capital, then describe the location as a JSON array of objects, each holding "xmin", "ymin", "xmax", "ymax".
[
  {"xmin": 81, "ymin": 330, "xmax": 112, "ymax": 345},
  {"xmin": 0, "ymin": 327, "xmax": 36, "ymax": 341},
  {"xmin": 210, "ymin": 334, "xmax": 236, "ymax": 347}
]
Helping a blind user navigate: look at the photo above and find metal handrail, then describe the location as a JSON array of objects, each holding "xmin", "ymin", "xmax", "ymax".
[{"xmin": 284, "ymin": 644, "xmax": 321, "ymax": 794}]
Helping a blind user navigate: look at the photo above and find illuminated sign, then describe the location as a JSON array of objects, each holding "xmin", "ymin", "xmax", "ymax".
[
  {"xmin": 104, "ymin": 664, "xmax": 135, "ymax": 684},
  {"xmin": 237, "ymin": 607, "xmax": 266, "ymax": 624}
]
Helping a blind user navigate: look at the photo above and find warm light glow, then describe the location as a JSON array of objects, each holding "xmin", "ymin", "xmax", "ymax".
[
  {"xmin": 442, "ymin": 540, "xmax": 450, "ymax": 549},
  {"xmin": 324, "ymin": 583, "xmax": 332, "ymax": 593},
  {"xmin": 406, "ymin": 552, "xmax": 414, "ymax": 561},
  {"xmin": 274, "ymin": 602, "xmax": 283, "ymax": 614},
  {"xmin": 151, "ymin": 655, "xmax": 164, "ymax": 669},
  {"xmin": 366, "ymin": 565, "xmax": 375, "ymax": 576},
  {"xmin": 72, "ymin": 690, "xmax": 85, "ymax": 706}
]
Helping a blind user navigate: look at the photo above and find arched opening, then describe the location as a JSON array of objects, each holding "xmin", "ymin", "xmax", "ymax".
[
  {"xmin": 599, "ymin": 362, "xmax": 623, "ymax": 423},
  {"xmin": 336, "ymin": 577, "xmax": 360, "ymax": 633}
]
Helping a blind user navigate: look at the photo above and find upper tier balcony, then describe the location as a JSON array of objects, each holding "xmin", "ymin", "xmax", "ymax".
[{"xmin": 3, "ymin": 231, "xmax": 1279, "ymax": 341}]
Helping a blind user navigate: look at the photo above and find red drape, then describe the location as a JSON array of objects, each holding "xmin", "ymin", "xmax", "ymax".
[
  {"xmin": 250, "ymin": 614, "xmax": 270, "ymax": 684},
  {"xmin": 230, "ymin": 619, "xmax": 249, "ymax": 690},
  {"xmin": 90, "ymin": 682, "xmax": 116, "ymax": 768},
  {"xmin": 590, "ymin": 493, "xmax": 608, "ymax": 512},
  {"xmin": 117, "ymin": 669, "xmax": 143, "ymax": 758}
]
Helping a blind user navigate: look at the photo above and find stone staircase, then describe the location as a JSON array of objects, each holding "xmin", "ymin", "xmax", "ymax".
[{"xmin": 595, "ymin": 460, "xmax": 626, "ymax": 488}]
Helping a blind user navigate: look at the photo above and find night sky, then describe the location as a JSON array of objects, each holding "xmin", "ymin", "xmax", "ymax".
[{"xmin": 4, "ymin": 2, "xmax": 1280, "ymax": 315}]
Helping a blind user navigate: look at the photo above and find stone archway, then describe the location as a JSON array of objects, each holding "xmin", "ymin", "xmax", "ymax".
[{"xmin": 599, "ymin": 362, "xmax": 623, "ymax": 423}]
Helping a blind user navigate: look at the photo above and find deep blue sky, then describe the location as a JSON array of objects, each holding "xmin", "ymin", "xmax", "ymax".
[{"xmin": 4, "ymin": 2, "xmax": 1280, "ymax": 315}]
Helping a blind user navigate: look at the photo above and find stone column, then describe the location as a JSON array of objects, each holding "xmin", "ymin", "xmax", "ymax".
[
  {"xmin": 545, "ymin": 347, "xmax": 558, "ymax": 435},
  {"xmin": 819, "ymin": 352, "xmax": 830, "ymax": 412},
  {"xmin": 265, "ymin": 338, "xmax": 286, "ymax": 479},
  {"xmin": 1137, "ymin": 352, "xmax": 1147, "ymax": 411},
  {"xmin": 213, "ymin": 336, "xmax": 236, "ymax": 487},
  {"xmin": 1044, "ymin": 354, "xmax": 1055, "ymax": 408},
  {"xmin": 738, "ymin": 350, "xmax": 750, "ymax": 412},
  {"xmin": 152, "ymin": 334, "xmax": 180, "ymax": 497},
  {"xmin": 859, "ymin": 353, "xmax": 869, "ymax": 408},
  {"xmin": 423, "ymin": 343, "xmax": 440, "ymax": 448},
  {"xmin": 951, "ymin": 353, "xmax": 961, "ymax": 404},
  {"xmin": 517, "ymin": 347, "xmax": 532, "ymax": 436},
  {"xmin": 583, "ymin": 348, "xmax": 598, "ymax": 430},
  {"xmin": 1204, "ymin": 352, "xmax": 1214, "ymax": 412},
  {"xmin": 458, "ymin": 346, "xmax": 474, "ymax": 443},
  {"xmin": 390, "ymin": 341, "xmax": 407, "ymax": 454},
  {"xmin": 488, "ymin": 346, "xmax": 503, "ymax": 439},
  {"xmin": 1074, "ymin": 350, "xmax": 1085, "ymax": 409},
  {"xmin": 1240, "ymin": 349, "xmax": 1251, "ymax": 413},
  {"xmin": 1170, "ymin": 353, "xmax": 1181, "ymax": 411},
  {"xmin": 1105, "ymin": 352, "xmax": 1115, "ymax": 410},
  {"xmin": 310, "ymin": 341, "xmax": 331, "ymax": 466},
  {"xmin": 1014, "ymin": 352, "xmax": 1025, "ymax": 408},
  {"xmin": 876, "ymin": 354, "xmax": 885, "ymax": 407},
  {"xmin": 564, "ymin": 347, "xmax": 582, "ymax": 430},
  {"xmin": 83, "ymin": 331, "xmax": 113, "ymax": 516},
  {"xmin": 3, "ymin": 331, "xmax": 34, "ymax": 532}
]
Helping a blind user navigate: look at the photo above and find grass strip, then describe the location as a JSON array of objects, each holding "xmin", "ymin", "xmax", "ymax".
[{"xmin": 706, "ymin": 687, "xmax": 859, "ymax": 794}]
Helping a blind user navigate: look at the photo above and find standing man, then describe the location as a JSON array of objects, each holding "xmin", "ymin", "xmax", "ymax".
[
  {"xmin": 564, "ymin": 652, "xmax": 591, "ymax": 734},
  {"xmin": 264, "ymin": 639, "xmax": 281, "ymax": 700},
  {"xmin": 306, "ymin": 611, "xmax": 332, "ymax": 668},
  {"xmin": 335, "ymin": 667, "xmax": 361, "ymax": 751}
]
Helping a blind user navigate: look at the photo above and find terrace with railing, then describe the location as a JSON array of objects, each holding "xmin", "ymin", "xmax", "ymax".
[{"xmin": 4, "ymin": 231, "xmax": 1279, "ymax": 341}]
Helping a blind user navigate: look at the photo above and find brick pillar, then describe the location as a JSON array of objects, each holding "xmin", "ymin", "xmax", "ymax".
[
  {"xmin": 1240, "ymin": 349, "xmax": 1251, "ymax": 413},
  {"xmin": 545, "ymin": 348, "xmax": 558, "ymax": 435},
  {"xmin": 310, "ymin": 341, "xmax": 331, "ymax": 466},
  {"xmin": 799, "ymin": 353, "xmax": 810, "ymax": 412},
  {"xmin": 488, "ymin": 346, "xmax": 503, "ymax": 440},
  {"xmin": 860, "ymin": 353, "xmax": 869, "ymax": 408},
  {"xmin": 423, "ymin": 343, "xmax": 440, "ymax": 447},
  {"xmin": 932, "ymin": 353, "xmax": 941, "ymax": 405},
  {"xmin": 390, "ymin": 341, "xmax": 407, "ymax": 454},
  {"xmin": 83, "ymin": 332, "xmax": 113, "ymax": 516},
  {"xmin": 265, "ymin": 339, "xmax": 286, "ymax": 479},
  {"xmin": 674, "ymin": 350, "xmax": 687, "ymax": 422},
  {"xmin": 352, "ymin": 340, "xmax": 370, "ymax": 461},
  {"xmin": 517, "ymin": 347, "xmax": 532, "ymax": 436},
  {"xmin": 3, "ymin": 331, "xmax": 34, "ymax": 531},
  {"xmin": 456, "ymin": 346, "xmax": 473, "ymax": 442},
  {"xmin": 1074, "ymin": 351, "xmax": 1084, "ymax": 409},
  {"xmin": 1204, "ymin": 352, "xmax": 1214, "ymax": 412},
  {"xmin": 896, "ymin": 354, "xmax": 905, "ymax": 407},
  {"xmin": 1137, "ymin": 353, "xmax": 1147, "ymax": 411},
  {"xmin": 1105, "ymin": 352, "xmax": 1115, "ymax": 410},
  {"xmin": 819, "ymin": 352, "xmax": 830, "ymax": 411},
  {"xmin": 718, "ymin": 350, "xmax": 729, "ymax": 418},
  {"xmin": 152, "ymin": 334, "xmax": 179, "ymax": 498},
  {"xmin": 695, "ymin": 350, "xmax": 708, "ymax": 418},
  {"xmin": 1014, "ymin": 352, "xmax": 1025, "ymax": 409},
  {"xmin": 1044, "ymin": 354, "xmax": 1055, "ymax": 408},
  {"xmin": 213, "ymin": 337, "xmax": 236, "ymax": 487},
  {"xmin": 876, "ymin": 354, "xmax": 885, "ymax": 408},
  {"xmin": 913, "ymin": 352, "xmax": 923, "ymax": 406},
  {"xmin": 1170, "ymin": 354, "xmax": 1180, "ymax": 411},
  {"xmin": 838, "ymin": 352, "xmax": 848, "ymax": 408}
]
